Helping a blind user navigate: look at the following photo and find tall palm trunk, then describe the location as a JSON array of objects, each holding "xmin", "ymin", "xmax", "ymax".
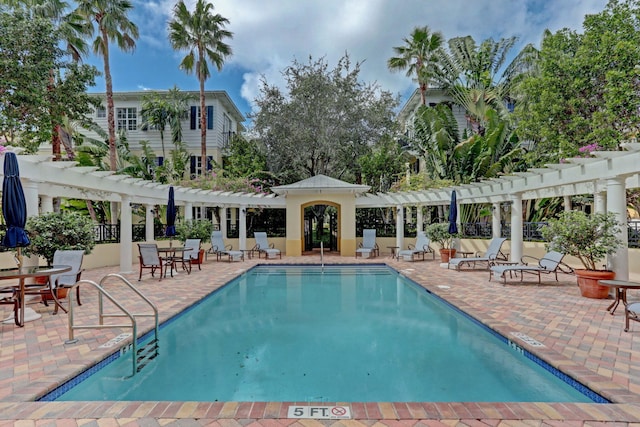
[
  {"xmin": 199, "ymin": 67, "xmax": 207, "ymax": 173},
  {"xmin": 101, "ymin": 28, "xmax": 117, "ymax": 172}
]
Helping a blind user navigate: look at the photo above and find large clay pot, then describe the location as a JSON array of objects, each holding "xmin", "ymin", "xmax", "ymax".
[
  {"xmin": 575, "ymin": 269, "xmax": 615, "ymax": 299},
  {"xmin": 439, "ymin": 248, "xmax": 456, "ymax": 263}
]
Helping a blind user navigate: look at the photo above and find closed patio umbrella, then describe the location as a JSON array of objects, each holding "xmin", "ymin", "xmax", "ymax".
[
  {"xmin": 166, "ymin": 186, "xmax": 176, "ymax": 245},
  {"xmin": 2, "ymin": 152, "xmax": 30, "ymax": 267},
  {"xmin": 448, "ymin": 190, "xmax": 458, "ymax": 235}
]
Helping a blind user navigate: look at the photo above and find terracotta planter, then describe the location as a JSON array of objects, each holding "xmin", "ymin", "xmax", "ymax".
[
  {"xmin": 575, "ymin": 269, "xmax": 615, "ymax": 299},
  {"xmin": 42, "ymin": 287, "xmax": 68, "ymax": 301},
  {"xmin": 439, "ymin": 248, "xmax": 456, "ymax": 263},
  {"xmin": 190, "ymin": 249, "xmax": 205, "ymax": 265}
]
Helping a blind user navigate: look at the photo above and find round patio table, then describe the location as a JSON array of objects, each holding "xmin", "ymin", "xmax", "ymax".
[
  {"xmin": 599, "ymin": 279, "xmax": 640, "ymax": 315},
  {"xmin": 0, "ymin": 265, "xmax": 72, "ymax": 326}
]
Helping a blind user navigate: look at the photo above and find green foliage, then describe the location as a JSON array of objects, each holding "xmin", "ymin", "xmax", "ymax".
[
  {"xmin": 516, "ymin": 0, "xmax": 640, "ymax": 164},
  {"xmin": 24, "ymin": 212, "xmax": 96, "ymax": 265},
  {"xmin": 251, "ymin": 54, "xmax": 399, "ymax": 184},
  {"xmin": 540, "ymin": 210, "xmax": 622, "ymax": 271},
  {"xmin": 175, "ymin": 219, "xmax": 214, "ymax": 243},
  {"xmin": 425, "ymin": 222, "xmax": 458, "ymax": 249},
  {"xmin": 223, "ymin": 134, "xmax": 268, "ymax": 179},
  {"xmin": 358, "ymin": 135, "xmax": 408, "ymax": 192}
]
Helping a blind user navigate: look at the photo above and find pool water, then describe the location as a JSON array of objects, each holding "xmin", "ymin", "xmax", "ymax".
[{"xmin": 54, "ymin": 265, "xmax": 597, "ymax": 402}]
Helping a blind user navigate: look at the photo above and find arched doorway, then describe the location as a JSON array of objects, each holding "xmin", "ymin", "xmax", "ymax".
[{"xmin": 302, "ymin": 202, "xmax": 339, "ymax": 253}]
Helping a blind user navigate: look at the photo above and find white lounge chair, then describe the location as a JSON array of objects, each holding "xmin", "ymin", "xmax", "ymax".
[
  {"xmin": 355, "ymin": 229, "xmax": 379, "ymax": 258},
  {"xmin": 46, "ymin": 249, "xmax": 85, "ymax": 314},
  {"xmin": 448, "ymin": 237, "xmax": 507, "ymax": 270},
  {"xmin": 489, "ymin": 251, "xmax": 573, "ymax": 285},
  {"xmin": 210, "ymin": 230, "xmax": 244, "ymax": 262},
  {"xmin": 397, "ymin": 231, "xmax": 434, "ymax": 261},
  {"xmin": 180, "ymin": 238, "xmax": 201, "ymax": 272},
  {"xmin": 253, "ymin": 232, "xmax": 281, "ymax": 259}
]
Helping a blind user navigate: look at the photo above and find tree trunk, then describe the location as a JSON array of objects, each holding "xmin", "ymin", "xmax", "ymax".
[{"xmin": 199, "ymin": 68, "xmax": 207, "ymax": 175}]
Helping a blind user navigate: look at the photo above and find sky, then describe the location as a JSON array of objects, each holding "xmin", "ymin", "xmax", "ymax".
[{"xmin": 85, "ymin": 0, "xmax": 610, "ymax": 124}]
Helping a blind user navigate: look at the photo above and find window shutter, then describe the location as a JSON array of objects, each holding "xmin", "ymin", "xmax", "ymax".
[
  {"xmin": 190, "ymin": 155, "xmax": 196, "ymax": 176},
  {"xmin": 190, "ymin": 106, "xmax": 197, "ymax": 130},
  {"xmin": 157, "ymin": 156, "xmax": 164, "ymax": 166},
  {"xmin": 207, "ymin": 106, "xmax": 214, "ymax": 129},
  {"xmin": 207, "ymin": 156, "xmax": 213, "ymax": 171}
]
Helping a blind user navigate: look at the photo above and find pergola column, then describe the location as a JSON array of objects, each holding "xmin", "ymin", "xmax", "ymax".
[
  {"xmin": 492, "ymin": 202, "xmax": 501, "ymax": 238},
  {"xmin": 119, "ymin": 194, "xmax": 133, "ymax": 274},
  {"xmin": 416, "ymin": 206, "xmax": 423, "ymax": 232},
  {"xmin": 40, "ymin": 195, "xmax": 53, "ymax": 213},
  {"xmin": 606, "ymin": 177, "xmax": 628, "ymax": 280},
  {"xmin": 239, "ymin": 205, "xmax": 247, "ymax": 250},
  {"xmin": 396, "ymin": 205, "xmax": 404, "ymax": 250},
  {"xmin": 510, "ymin": 193, "xmax": 523, "ymax": 262},
  {"xmin": 563, "ymin": 195, "xmax": 572, "ymax": 212},
  {"xmin": 184, "ymin": 202, "xmax": 193, "ymax": 222},
  {"xmin": 220, "ymin": 207, "xmax": 228, "ymax": 238},
  {"xmin": 594, "ymin": 182, "xmax": 606, "ymax": 214},
  {"xmin": 145, "ymin": 204, "xmax": 154, "ymax": 241}
]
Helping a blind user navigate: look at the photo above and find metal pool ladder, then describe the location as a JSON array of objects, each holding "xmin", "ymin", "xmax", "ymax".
[
  {"xmin": 320, "ymin": 241, "xmax": 324, "ymax": 271},
  {"xmin": 65, "ymin": 273, "xmax": 159, "ymax": 377}
]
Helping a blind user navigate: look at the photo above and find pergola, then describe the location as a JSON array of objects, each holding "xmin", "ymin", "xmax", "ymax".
[{"xmin": 3, "ymin": 143, "xmax": 640, "ymax": 279}]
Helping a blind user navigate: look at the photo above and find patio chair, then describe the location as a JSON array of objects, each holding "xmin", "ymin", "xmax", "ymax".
[
  {"xmin": 0, "ymin": 285, "xmax": 18, "ymax": 326},
  {"xmin": 46, "ymin": 249, "xmax": 84, "ymax": 314},
  {"xmin": 210, "ymin": 230, "xmax": 244, "ymax": 262},
  {"xmin": 179, "ymin": 238, "xmax": 201, "ymax": 273},
  {"xmin": 397, "ymin": 231, "xmax": 435, "ymax": 261},
  {"xmin": 489, "ymin": 250, "xmax": 574, "ymax": 285},
  {"xmin": 355, "ymin": 229, "xmax": 379, "ymax": 258},
  {"xmin": 448, "ymin": 237, "xmax": 507, "ymax": 270},
  {"xmin": 253, "ymin": 232, "xmax": 281, "ymax": 259},
  {"xmin": 138, "ymin": 243, "xmax": 172, "ymax": 281}
]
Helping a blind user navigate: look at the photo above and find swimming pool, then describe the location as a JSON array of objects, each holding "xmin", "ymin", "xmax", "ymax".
[{"xmin": 50, "ymin": 265, "xmax": 602, "ymax": 402}]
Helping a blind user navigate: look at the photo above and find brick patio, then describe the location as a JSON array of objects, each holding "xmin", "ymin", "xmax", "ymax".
[{"xmin": 1, "ymin": 251, "xmax": 640, "ymax": 426}]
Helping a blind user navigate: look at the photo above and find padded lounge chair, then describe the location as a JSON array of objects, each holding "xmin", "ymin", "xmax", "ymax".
[
  {"xmin": 356, "ymin": 229, "xmax": 379, "ymax": 258},
  {"xmin": 210, "ymin": 230, "xmax": 244, "ymax": 262},
  {"xmin": 397, "ymin": 231, "xmax": 434, "ymax": 261},
  {"xmin": 138, "ymin": 243, "xmax": 173, "ymax": 281},
  {"xmin": 47, "ymin": 250, "xmax": 84, "ymax": 314},
  {"xmin": 489, "ymin": 251, "xmax": 574, "ymax": 285},
  {"xmin": 253, "ymin": 232, "xmax": 281, "ymax": 259},
  {"xmin": 448, "ymin": 237, "xmax": 507, "ymax": 270}
]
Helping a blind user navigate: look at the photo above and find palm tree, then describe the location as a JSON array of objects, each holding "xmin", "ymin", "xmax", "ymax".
[
  {"xmin": 168, "ymin": 0, "xmax": 232, "ymax": 173},
  {"xmin": 75, "ymin": 0, "xmax": 138, "ymax": 172},
  {"xmin": 387, "ymin": 26, "xmax": 445, "ymax": 106}
]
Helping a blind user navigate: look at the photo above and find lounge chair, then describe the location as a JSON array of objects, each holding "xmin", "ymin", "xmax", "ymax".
[
  {"xmin": 47, "ymin": 249, "xmax": 84, "ymax": 314},
  {"xmin": 397, "ymin": 231, "xmax": 435, "ymax": 261},
  {"xmin": 253, "ymin": 232, "xmax": 281, "ymax": 259},
  {"xmin": 138, "ymin": 243, "xmax": 173, "ymax": 281},
  {"xmin": 355, "ymin": 229, "xmax": 379, "ymax": 258},
  {"xmin": 448, "ymin": 237, "xmax": 507, "ymax": 270},
  {"xmin": 489, "ymin": 251, "xmax": 574, "ymax": 285},
  {"xmin": 210, "ymin": 230, "xmax": 244, "ymax": 262}
]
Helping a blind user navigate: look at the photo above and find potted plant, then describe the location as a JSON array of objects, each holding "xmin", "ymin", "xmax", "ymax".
[
  {"xmin": 175, "ymin": 219, "xmax": 214, "ymax": 264},
  {"xmin": 540, "ymin": 210, "xmax": 622, "ymax": 299},
  {"xmin": 425, "ymin": 223, "xmax": 459, "ymax": 262},
  {"xmin": 23, "ymin": 211, "xmax": 96, "ymax": 297}
]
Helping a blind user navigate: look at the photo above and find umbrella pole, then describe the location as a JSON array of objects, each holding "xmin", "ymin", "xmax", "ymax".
[{"xmin": 15, "ymin": 247, "xmax": 23, "ymax": 269}]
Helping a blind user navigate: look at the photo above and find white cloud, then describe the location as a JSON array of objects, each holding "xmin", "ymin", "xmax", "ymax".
[{"xmin": 139, "ymin": 0, "xmax": 609, "ymax": 110}]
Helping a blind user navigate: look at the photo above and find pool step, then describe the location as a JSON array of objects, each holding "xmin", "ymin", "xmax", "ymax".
[{"xmin": 136, "ymin": 338, "xmax": 159, "ymax": 372}]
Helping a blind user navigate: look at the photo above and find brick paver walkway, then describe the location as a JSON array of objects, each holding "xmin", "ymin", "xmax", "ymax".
[{"xmin": 2, "ymin": 252, "xmax": 640, "ymax": 426}]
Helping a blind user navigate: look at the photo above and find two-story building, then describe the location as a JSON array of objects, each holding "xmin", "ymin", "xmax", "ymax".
[{"xmin": 77, "ymin": 90, "xmax": 246, "ymax": 176}]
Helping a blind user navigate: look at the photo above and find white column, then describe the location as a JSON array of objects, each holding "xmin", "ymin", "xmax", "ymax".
[
  {"xmin": 606, "ymin": 177, "xmax": 628, "ymax": 280},
  {"xmin": 510, "ymin": 194, "xmax": 523, "ymax": 262},
  {"xmin": 40, "ymin": 195, "xmax": 54, "ymax": 213},
  {"xmin": 220, "ymin": 207, "xmax": 228, "ymax": 238},
  {"xmin": 594, "ymin": 186, "xmax": 606, "ymax": 214},
  {"xmin": 563, "ymin": 195, "xmax": 572, "ymax": 212},
  {"xmin": 396, "ymin": 205, "xmax": 404, "ymax": 250},
  {"xmin": 22, "ymin": 181, "xmax": 40, "ymax": 267},
  {"xmin": 145, "ymin": 204, "xmax": 154, "ymax": 242},
  {"xmin": 119, "ymin": 194, "xmax": 133, "ymax": 274},
  {"xmin": 492, "ymin": 202, "xmax": 501, "ymax": 238},
  {"xmin": 239, "ymin": 205, "xmax": 247, "ymax": 250},
  {"xmin": 416, "ymin": 206, "xmax": 423, "ymax": 233},
  {"xmin": 184, "ymin": 202, "xmax": 193, "ymax": 222}
]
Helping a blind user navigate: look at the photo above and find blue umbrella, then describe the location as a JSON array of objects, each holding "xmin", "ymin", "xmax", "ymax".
[
  {"xmin": 165, "ymin": 186, "xmax": 176, "ymax": 241},
  {"xmin": 2, "ymin": 152, "xmax": 30, "ymax": 267},
  {"xmin": 448, "ymin": 190, "xmax": 458, "ymax": 235}
]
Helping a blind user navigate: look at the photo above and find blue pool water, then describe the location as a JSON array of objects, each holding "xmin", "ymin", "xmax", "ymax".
[{"xmin": 52, "ymin": 265, "xmax": 599, "ymax": 402}]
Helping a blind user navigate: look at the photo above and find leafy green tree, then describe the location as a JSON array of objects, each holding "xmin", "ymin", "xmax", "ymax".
[
  {"xmin": 168, "ymin": 0, "xmax": 232, "ymax": 173},
  {"xmin": 140, "ymin": 88, "xmax": 193, "ymax": 158},
  {"xmin": 516, "ymin": 0, "xmax": 640, "ymax": 164},
  {"xmin": 358, "ymin": 135, "xmax": 408, "ymax": 192},
  {"xmin": 75, "ymin": 0, "xmax": 138, "ymax": 172},
  {"xmin": 388, "ymin": 26, "xmax": 445, "ymax": 106},
  {"xmin": 223, "ymin": 134, "xmax": 268, "ymax": 179},
  {"xmin": 251, "ymin": 54, "xmax": 399, "ymax": 184}
]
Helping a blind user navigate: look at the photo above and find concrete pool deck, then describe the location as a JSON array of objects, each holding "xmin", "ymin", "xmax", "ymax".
[{"xmin": 1, "ymin": 252, "xmax": 640, "ymax": 425}]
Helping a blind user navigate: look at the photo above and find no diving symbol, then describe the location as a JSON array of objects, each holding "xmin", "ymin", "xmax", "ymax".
[{"xmin": 331, "ymin": 406, "xmax": 347, "ymax": 417}]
